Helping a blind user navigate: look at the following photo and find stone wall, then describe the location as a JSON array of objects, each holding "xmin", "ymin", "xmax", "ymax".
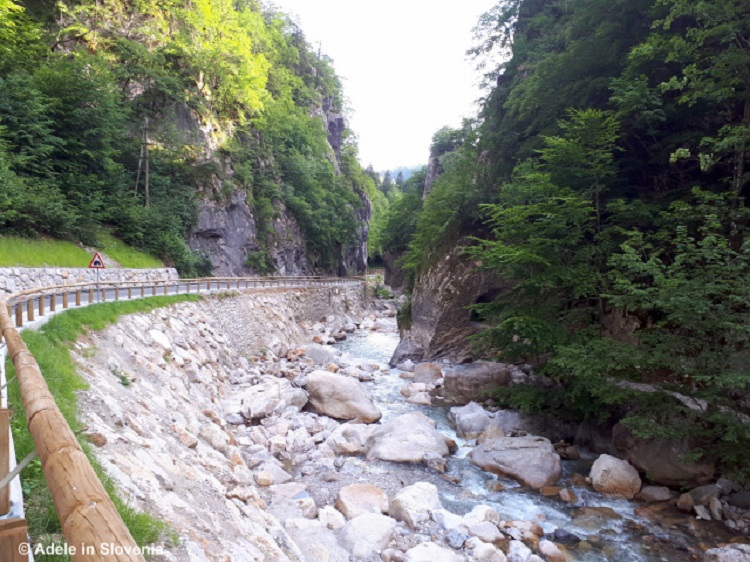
[
  {"xmin": 206, "ymin": 284, "xmax": 366, "ymax": 357},
  {"xmin": 0, "ymin": 267, "xmax": 179, "ymax": 294}
]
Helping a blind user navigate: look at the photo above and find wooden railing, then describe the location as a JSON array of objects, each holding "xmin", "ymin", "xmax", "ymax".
[{"xmin": 0, "ymin": 275, "xmax": 365, "ymax": 561}]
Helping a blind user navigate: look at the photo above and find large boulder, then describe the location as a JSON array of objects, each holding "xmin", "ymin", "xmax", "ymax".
[
  {"xmin": 469, "ymin": 436, "xmax": 561, "ymax": 489},
  {"xmin": 233, "ymin": 376, "xmax": 308, "ymax": 420},
  {"xmin": 338, "ymin": 513, "xmax": 397, "ymax": 560},
  {"xmin": 612, "ymin": 423, "xmax": 715, "ymax": 487},
  {"xmin": 590, "ymin": 454, "xmax": 642, "ymax": 499},
  {"xmin": 442, "ymin": 362, "xmax": 512, "ymax": 404},
  {"xmin": 335, "ymin": 484, "xmax": 389, "ymax": 520},
  {"xmin": 448, "ymin": 402, "xmax": 492, "ymax": 439},
  {"xmin": 365, "ymin": 411, "xmax": 457, "ymax": 465},
  {"xmin": 389, "ymin": 482, "xmax": 443, "ymax": 530},
  {"xmin": 305, "ymin": 370, "xmax": 381, "ymax": 423}
]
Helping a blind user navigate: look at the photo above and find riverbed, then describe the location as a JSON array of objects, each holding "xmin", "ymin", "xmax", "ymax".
[{"xmin": 334, "ymin": 325, "xmax": 728, "ymax": 562}]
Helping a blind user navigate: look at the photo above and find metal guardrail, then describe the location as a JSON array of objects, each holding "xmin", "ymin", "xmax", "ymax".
[{"xmin": 0, "ymin": 275, "xmax": 365, "ymax": 561}]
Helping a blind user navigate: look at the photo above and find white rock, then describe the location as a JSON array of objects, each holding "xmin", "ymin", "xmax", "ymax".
[
  {"xmin": 149, "ymin": 329, "xmax": 172, "ymax": 350},
  {"xmin": 404, "ymin": 543, "xmax": 466, "ymax": 562},
  {"xmin": 365, "ymin": 411, "xmax": 456, "ymax": 464},
  {"xmin": 507, "ymin": 540, "xmax": 532, "ymax": 562},
  {"xmin": 590, "ymin": 454, "xmax": 642, "ymax": 499},
  {"xmin": 389, "ymin": 482, "xmax": 443, "ymax": 530},
  {"xmin": 318, "ymin": 506, "xmax": 347, "ymax": 531},
  {"xmin": 305, "ymin": 370, "xmax": 382, "ymax": 423},
  {"xmin": 338, "ymin": 513, "xmax": 397, "ymax": 560},
  {"xmin": 335, "ymin": 484, "xmax": 389, "ymax": 519}
]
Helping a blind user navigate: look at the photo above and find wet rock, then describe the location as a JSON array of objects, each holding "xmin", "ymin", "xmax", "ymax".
[
  {"xmin": 636, "ymin": 486, "xmax": 673, "ymax": 503},
  {"xmin": 365, "ymin": 411, "xmax": 457, "ymax": 465},
  {"xmin": 538, "ymin": 540, "xmax": 566, "ymax": 562},
  {"xmin": 338, "ymin": 513, "xmax": 397, "ymax": 560},
  {"xmin": 448, "ymin": 402, "xmax": 492, "ymax": 439},
  {"xmin": 551, "ymin": 528, "xmax": 581, "ymax": 545},
  {"xmin": 469, "ymin": 436, "xmax": 561, "ymax": 489},
  {"xmin": 709, "ymin": 497, "xmax": 723, "ymax": 520},
  {"xmin": 305, "ymin": 370, "xmax": 381, "ymax": 423},
  {"xmin": 335, "ymin": 484, "xmax": 389, "ymax": 519},
  {"xmin": 404, "ymin": 543, "xmax": 466, "ymax": 562},
  {"xmin": 389, "ymin": 482, "xmax": 442, "ymax": 530},
  {"xmin": 406, "ymin": 392, "xmax": 432, "ymax": 405},
  {"xmin": 462, "ymin": 505, "xmax": 500, "ymax": 526},
  {"xmin": 677, "ymin": 492, "xmax": 695, "ymax": 512},
  {"xmin": 703, "ymin": 544, "xmax": 750, "ymax": 562},
  {"xmin": 590, "ymin": 454, "xmax": 641, "ymax": 499},
  {"xmin": 442, "ymin": 362, "xmax": 511, "ymax": 404}
]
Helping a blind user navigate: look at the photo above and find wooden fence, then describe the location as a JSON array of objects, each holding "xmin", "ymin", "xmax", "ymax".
[{"xmin": 0, "ymin": 275, "xmax": 364, "ymax": 561}]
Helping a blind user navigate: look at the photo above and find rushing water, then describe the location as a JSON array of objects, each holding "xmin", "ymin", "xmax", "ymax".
[{"xmin": 336, "ymin": 327, "xmax": 707, "ymax": 562}]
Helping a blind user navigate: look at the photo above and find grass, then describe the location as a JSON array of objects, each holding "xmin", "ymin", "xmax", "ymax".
[
  {"xmin": 6, "ymin": 295, "xmax": 199, "ymax": 560},
  {"xmin": 0, "ymin": 234, "xmax": 163, "ymax": 269},
  {"xmin": 0, "ymin": 237, "xmax": 91, "ymax": 267},
  {"xmin": 97, "ymin": 232, "xmax": 163, "ymax": 269}
]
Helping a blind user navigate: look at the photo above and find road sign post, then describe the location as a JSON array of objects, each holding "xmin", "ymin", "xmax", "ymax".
[{"xmin": 89, "ymin": 252, "xmax": 105, "ymax": 303}]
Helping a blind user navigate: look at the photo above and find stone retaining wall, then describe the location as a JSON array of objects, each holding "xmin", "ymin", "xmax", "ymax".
[{"xmin": 0, "ymin": 267, "xmax": 179, "ymax": 294}]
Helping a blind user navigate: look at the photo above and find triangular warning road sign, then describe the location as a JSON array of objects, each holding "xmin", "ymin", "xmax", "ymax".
[{"xmin": 89, "ymin": 252, "xmax": 106, "ymax": 269}]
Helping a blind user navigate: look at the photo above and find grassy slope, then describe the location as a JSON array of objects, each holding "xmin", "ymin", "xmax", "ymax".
[
  {"xmin": 0, "ymin": 235, "xmax": 163, "ymax": 268},
  {"xmin": 6, "ymin": 295, "xmax": 200, "ymax": 560}
]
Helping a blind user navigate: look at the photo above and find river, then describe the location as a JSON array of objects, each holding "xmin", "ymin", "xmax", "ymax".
[{"xmin": 335, "ymin": 325, "xmax": 727, "ymax": 562}]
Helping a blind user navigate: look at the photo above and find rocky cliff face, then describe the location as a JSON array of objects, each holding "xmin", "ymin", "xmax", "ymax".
[
  {"xmin": 185, "ymin": 100, "xmax": 369, "ymax": 277},
  {"xmin": 391, "ymin": 241, "xmax": 507, "ymax": 364}
]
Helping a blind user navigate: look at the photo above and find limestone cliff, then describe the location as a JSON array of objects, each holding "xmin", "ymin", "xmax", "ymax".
[
  {"xmin": 391, "ymin": 241, "xmax": 507, "ymax": 364},
  {"xmin": 179, "ymin": 101, "xmax": 369, "ymax": 277}
]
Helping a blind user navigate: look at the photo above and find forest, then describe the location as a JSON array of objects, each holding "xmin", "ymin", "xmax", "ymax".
[
  {"xmin": 0, "ymin": 0, "xmax": 383, "ymax": 274},
  {"xmin": 378, "ymin": 0, "xmax": 750, "ymax": 481}
]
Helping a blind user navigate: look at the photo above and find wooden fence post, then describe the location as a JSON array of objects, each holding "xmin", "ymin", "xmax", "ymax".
[
  {"xmin": 0, "ymin": 409, "xmax": 10, "ymax": 515},
  {"xmin": 0, "ymin": 518, "xmax": 29, "ymax": 562},
  {"xmin": 62, "ymin": 292, "xmax": 68, "ymax": 309}
]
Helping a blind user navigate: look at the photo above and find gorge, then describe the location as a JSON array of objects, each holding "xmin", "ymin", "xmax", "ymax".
[{"xmin": 1, "ymin": 0, "xmax": 750, "ymax": 559}]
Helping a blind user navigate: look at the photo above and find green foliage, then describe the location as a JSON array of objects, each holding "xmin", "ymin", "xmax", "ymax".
[
  {"xmin": 0, "ymin": 0, "xmax": 365, "ymax": 275},
  {"xmin": 0, "ymin": 236, "xmax": 91, "ymax": 267},
  {"xmin": 244, "ymin": 249, "xmax": 274, "ymax": 275}
]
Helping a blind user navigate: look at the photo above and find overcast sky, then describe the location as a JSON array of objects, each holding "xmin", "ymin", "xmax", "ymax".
[{"xmin": 267, "ymin": 1, "xmax": 497, "ymax": 172}]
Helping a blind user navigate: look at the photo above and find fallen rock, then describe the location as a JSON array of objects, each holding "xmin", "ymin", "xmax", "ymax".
[
  {"xmin": 365, "ymin": 411, "xmax": 457, "ymax": 465},
  {"xmin": 469, "ymin": 436, "xmax": 561, "ymax": 489},
  {"xmin": 335, "ymin": 484, "xmax": 389, "ymax": 520},
  {"xmin": 404, "ymin": 543, "xmax": 466, "ymax": 562},
  {"xmin": 323, "ymin": 423, "xmax": 375, "ymax": 455},
  {"xmin": 318, "ymin": 506, "xmax": 346, "ymax": 530},
  {"xmin": 442, "ymin": 362, "xmax": 511, "ymax": 404},
  {"xmin": 236, "ymin": 376, "xmax": 308, "ymax": 420},
  {"xmin": 305, "ymin": 370, "xmax": 381, "ymax": 423},
  {"xmin": 507, "ymin": 540, "xmax": 532, "ymax": 562},
  {"xmin": 538, "ymin": 540, "xmax": 566, "ymax": 562},
  {"xmin": 590, "ymin": 454, "xmax": 641, "ymax": 499},
  {"xmin": 448, "ymin": 402, "xmax": 492, "ymax": 439},
  {"xmin": 338, "ymin": 513, "xmax": 397, "ymax": 560},
  {"xmin": 389, "ymin": 482, "xmax": 442, "ymax": 530},
  {"xmin": 728, "ymin": 491, "xmax": 750, "ymax": 509}
]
